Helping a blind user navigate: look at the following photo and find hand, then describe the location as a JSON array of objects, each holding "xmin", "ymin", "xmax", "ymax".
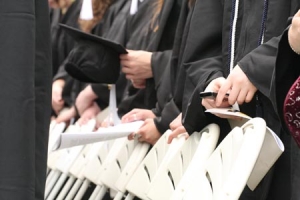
[
  {"xmin": 52, "ymin": 79, "xmax": 65, "ymax": 114},
  {"xmin": 128, "ymin": 119, "xmax": 161, "ymax": 145},
  {"xmin": 75, "ymin": 85, "xmax": 98, "ymax": 116},
  {"xmin": 201, "ymin": 77, "xmax": 231, "ymax": 110},
  {"xmin": 169, "ymin": 113, "xmax": 182, "ymax": 131},
  {"xmin": 216, "ymin": 65, "xmax": 257, "ymax": 106},
  {"xmin": 99, "ymin": 116, "xmax": 113, "ymax": 128},
  {"xmin": 55, "ymin": 106, "xmax": 76, "ymax": 123},
  {"xmin": 167, "ymin": 113, "xmax": 189, "ymax": 144},
  {"xmin": 202, "ymin": 77, "xmax": 242, "ymax": 120},
  {"xmin": 131, "ymin": 79, "xmax": 146, "ymax": 89},
  {"xmin": 120, "ymin": 50, "xmax": 153, "ymax": 80},
  {"xmin": 121, "ymin": 108, "xmax": 156, "ymax": 123},
  {"xmin": 289, "ymin": 10, "xmax": 300, "ymax": 54},
  {"xmin": 77, "ymin": 102, "xmax": 101, "ymax": 125}
]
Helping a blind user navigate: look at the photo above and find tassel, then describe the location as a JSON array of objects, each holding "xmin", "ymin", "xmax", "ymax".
[
  {"xmin": 130, "ymin": 0, "xmax": 139, "ymax": 15},
  {"xmin": 80, "ymin": 0, "xmax": 93, "ymax": 20}
]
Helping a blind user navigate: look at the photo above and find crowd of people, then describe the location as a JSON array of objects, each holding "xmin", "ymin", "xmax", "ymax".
[{"xmin": 49, "ymin": 0, "xmax": 300, "ymax": 199}]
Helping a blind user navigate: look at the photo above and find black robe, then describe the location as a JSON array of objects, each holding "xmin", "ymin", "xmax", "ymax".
[
  {"xmin": 55, "ymin": 0, "xmax": 129, "ymax": 109},
  {"xmin": 0, "ymin": 0, "xmax": 52, "ymax": 199},
  {"xmin": 116, "ymin": 0, "xmax": 182, "ymax": 117},
  {"xmin": 51, "ymin": 0, "xmax": 83, "ymax": 108},
  {"xmin": 114, "ymin": 0, "xmax": 157, "ymax": 117},
  {"xmin": 151, "ymin": 0, "xmax": 191, "ymax": 134},
  {"xmin": 151, "ymin": 0, "xmax": 228, "ymax": 135},
  {"xmin": 90, "ymin": 0, "xmax": 132, "ymax": 110},
  {"xmin": 182, "ymin": 0, "xmax": 300, "ymax": 199},
  {"xmin": 51, "ymin": 0, "xmax": 82, "ymax": 77}
]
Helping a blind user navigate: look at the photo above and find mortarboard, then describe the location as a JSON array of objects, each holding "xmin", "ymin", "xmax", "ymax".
[{"xmin": 60, "ymin": 24, "xmax": 128, "ymax": 84}]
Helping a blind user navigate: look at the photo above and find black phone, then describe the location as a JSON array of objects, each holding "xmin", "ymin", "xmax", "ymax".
[{"xmin": 199, "ymin": 92, "xmax": 229, "ymax": 99}]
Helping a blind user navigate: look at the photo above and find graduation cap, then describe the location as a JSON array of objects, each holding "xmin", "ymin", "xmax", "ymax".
[{"xmin": 60, "ymin": 24, "xmax": 128, "ymax": 84}]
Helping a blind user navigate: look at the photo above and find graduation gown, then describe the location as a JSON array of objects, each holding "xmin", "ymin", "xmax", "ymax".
[
  {"xmin": 0, "ymin": 0, "xmax": 52, "ymax": 199},
  {"xmin": 51, "ymin": 0, "xmax": 83, "ymax": 108},
  {"xmin": 182, "ymin": 0, "xmax": 300, "ymax": 199},
  {"xmin": 90, "ymin": 0, "xmax": 132, "ymax": 110},
  {"xmin": 152, "ymin": 0, "xmax": 227, "ymax": 135},
  {"xmin": 117, "ymin": 0, "xmax": 182, "ymax": 117},
  {"xmin": 51, "ymin": 0, "xmax": 82, "ymax": 77},
  {"xmin": 55, "ymin": 0, "xmax": 128, "ymax": 109},
  {"xmin": 151, "ymin": 0, "xmax": 191, "ymax": 134}
]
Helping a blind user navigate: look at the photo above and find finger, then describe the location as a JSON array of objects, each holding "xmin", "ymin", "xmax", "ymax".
[
  {"xmin": 126, "ymin": 74, "xmax": 135, "ymax": 80},
  {"xmin": 133, "ymin": 83, "xmax": 146, "ymax": 89},
  {"xmin": 138, "ymin": 137, "xmax": 145, "ymax": 143},
  {"xmin": 245, "ymin": 90, "xmax": 256, "ymax": 103},
  {"xmin": 56, "ymin": 112, "xmax": 74, "ymax": 123},
  {"xmin": 134, "ymin": 85, "xmax": 145, "ymax": 89},
  {"xmin": 122, "ymin": 67, "xmax": 134, "ymax": 75},
  {"xmin": 101, "ymin": 120, "xmax": 109, "ymax": 128},
  {"xmin": 169, "ymin": 121, "xmax": 176, "ymax": 131},
  {"xmin": 122, "ymin": 113, "xmax": 138, "ymax": 123},
  {"xmin": 236, "ymin": 87, "xmax": 248, "ymax": 105},
  {"xmin": 216, "ymin": 80, "xmax": 232, "ymax": 106},
  {"xmin": 169, "ymin": 115, "xmax": 182, "ymax": 131},
  {"xmin": 127, "ymin": 133, "xmax": 135, "ymax": 140},
  {"xmin": 120, "ymin": 60, "xmax": 131, "ymax": 68},
  {"xmin": 126, "ymin": 112, "xmax": 147, "ymax": 122},
  {"xmin": 80, "ymin": 117, "xmax": 90, "ymax": 125},
  {"xmin": 136, "ymin": 130, "xmax": 145, "ymax": 143},
  {"xmin": 183, "ymin": 132, "xmax": 189, "ymax": 140},
  {"xmin": 227, "ymin": 84, "xmax": 240, "ymax": 105},
  {"xmin": 167, "ymin": 126, "xmax": 186, "ymax": 144},
  {"xmin": 120, "ymin": 54, "xmax": 129, "ymax": 60},
  {"xmin": 202, "ymin": 99, "xmax": 217, "ymax": 110}
]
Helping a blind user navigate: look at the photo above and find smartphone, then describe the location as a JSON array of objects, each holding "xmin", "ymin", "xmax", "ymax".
[{"xmin": 199, "ymin": 92, "xmax": 229, "ymax": 99}]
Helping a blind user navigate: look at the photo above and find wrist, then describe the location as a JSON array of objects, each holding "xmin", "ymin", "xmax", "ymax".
[{"xmin": 84, "ymin": 85, "xmax": 98, "ymax": 101}]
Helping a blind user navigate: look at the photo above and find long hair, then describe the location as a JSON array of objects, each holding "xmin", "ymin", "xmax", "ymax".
[
  {"xmin": 79, "ymin": 0, "xmax": 113, "ymax": 33},
  {"xmin": 151, "ymin": 0, "xmax": 164, "ymax": 32}
]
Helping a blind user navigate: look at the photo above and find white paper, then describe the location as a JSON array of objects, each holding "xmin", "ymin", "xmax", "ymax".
[
  {"xmin": 52, "ymin": 121, "xmax": 144, "ymax": 151},
  {"xmin": 205, "ymin": 107, "xmax": 251, "ymax": 119}
]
